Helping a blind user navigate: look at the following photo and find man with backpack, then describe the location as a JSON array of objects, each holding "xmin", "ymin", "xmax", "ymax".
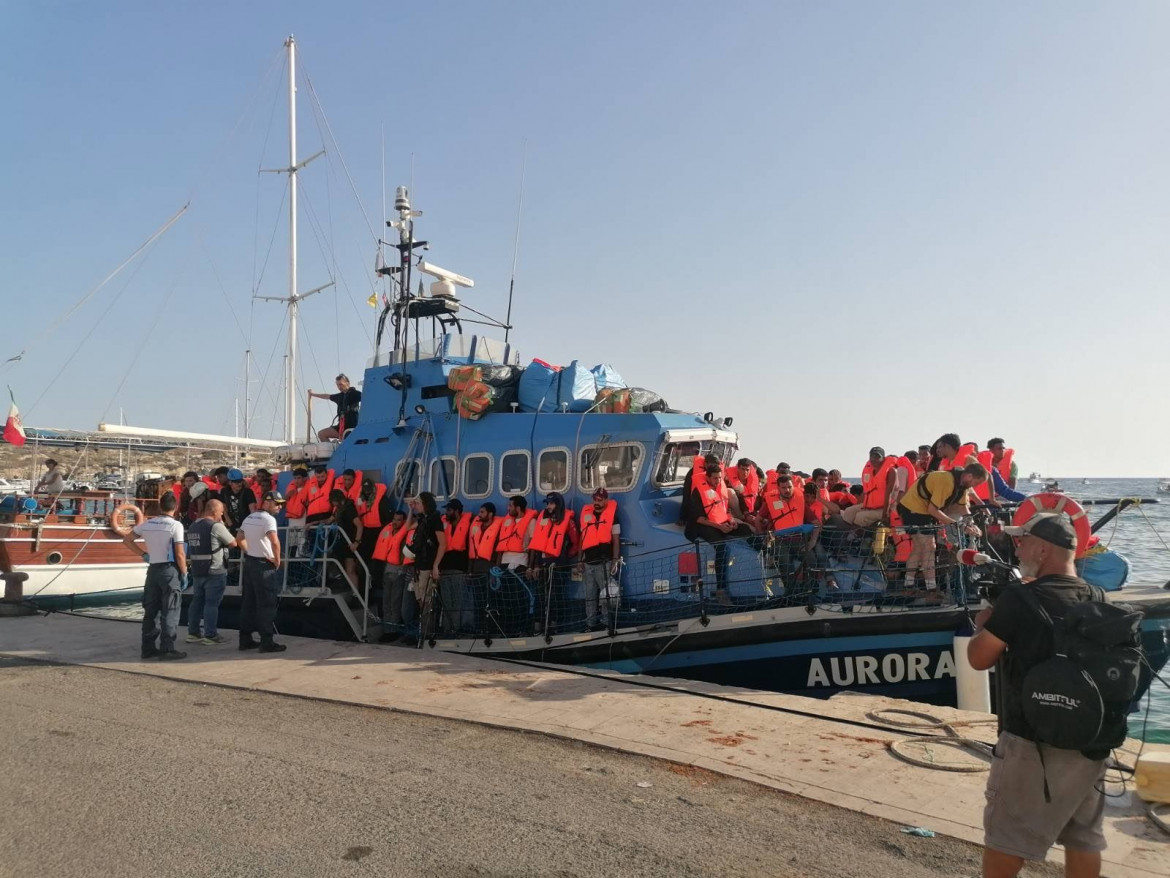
[{"xmin": 967, "ymin": 513, "xmax": 1141, "ymax": 878}]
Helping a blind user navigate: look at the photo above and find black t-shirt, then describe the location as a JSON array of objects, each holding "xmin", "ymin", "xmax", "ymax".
[
  {"xmin": 335, "ymin": 501, "xmax": 360, "ymax": 542},
  {"xmin": 983, "ymin": 574, "xmax": 1094, "ymax": 742},
  {"xmin": 409, "ymin": 510, "xmax": 444, "ymax": 568},
  {"xmin": 223, "ymin": 487, "xmax": 256, "ymax": 530},
  {"xmin": 330, "ymin": 388, "xmax": 362, "ymax": 429}
]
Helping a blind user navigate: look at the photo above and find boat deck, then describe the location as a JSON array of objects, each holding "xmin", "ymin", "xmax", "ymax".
[{"xmin": 2, "ymin": 612, "xmax": 1166, "ymax": 877}]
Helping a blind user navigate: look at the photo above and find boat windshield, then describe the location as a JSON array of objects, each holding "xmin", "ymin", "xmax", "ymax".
[{"xmin": 653, "ymin": 440, "xmax": 736, "ymax": 488}]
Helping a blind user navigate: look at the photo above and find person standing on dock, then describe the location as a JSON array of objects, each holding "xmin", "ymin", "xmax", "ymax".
[
  {"xmin": 185, "ymin": 499, "xmax": 239, "ymax": 645},
  {"xmin": 121, "ymin": 491, "xmax": 188, "ymax": 661},
  {"xmin": 966, "ymin": 514, "xmax": 1112, "ymax": 878},
  {"xmin": 407, "ymin": 492, "xmax": 446, "ymax": 642},
  {"xmin": 236, "ymin": 490, "xmax": 286, "ymax": 653}
]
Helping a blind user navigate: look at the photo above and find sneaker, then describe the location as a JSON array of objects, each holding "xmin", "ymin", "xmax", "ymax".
[
  {"xmin": 157, "ymin": 650, "xmax": 187, "ymax": 661},
  {"xmin": 239, "ymin": 639, "xmax": 260, "ymax": 651},
  {"xmin": 258, "ymin": 642, "xmax": 287, "ymax": 653},
  {"xmin": 185, "ymin": 633, "xmax": 203, "ymax": 643},
  {"xmin": 200, "ymin": 634, "xmax": 227, "ymax": 645}
]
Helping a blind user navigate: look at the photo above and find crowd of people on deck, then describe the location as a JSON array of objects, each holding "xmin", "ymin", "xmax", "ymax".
[{"xmin": 679, "ymin": 434, "xmax": 1023, "ymax": 599}]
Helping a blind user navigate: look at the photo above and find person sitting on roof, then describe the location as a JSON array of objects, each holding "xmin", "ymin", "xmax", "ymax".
[{"xmin": 308, "ymin": 374, "xmax": 362, "ymax": 442}]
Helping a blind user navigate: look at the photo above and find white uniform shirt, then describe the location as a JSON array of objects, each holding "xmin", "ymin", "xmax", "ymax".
[
  {"xmin": 241, "ymin": 510, "xmax": 278, "ymax": 560},
  {"xmin": 133, "ymin": 515, "xmax": 186, "ymax": 563}
]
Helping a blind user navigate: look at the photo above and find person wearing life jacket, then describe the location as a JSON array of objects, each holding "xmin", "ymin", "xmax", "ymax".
[
  {"xmin": 934, "ymin": 433, "xmax": 978, "ymax": 472},
  {"xmin": 283, "ymin": 467, "xmax": 310, "ymax": 556},
  {"xmin": 679, "ymin": 451, "xmax": 721, "ymax": 524},
  {"xmin": 253, "ymin": 469, "xmax": 275, "ymax": 503},
  {"xmin": 177, "ymin": 471, "xmax": 202, "ymax": 527},
  {"xmin": 808, "ymin": 469, "xmax": 832, "ymax": 503},
  {"xmin": 887, "ymin": 507, "xmax": 915, "ymax": 585},
  {"xmin": 764, "ymin": 474, "xmax": 806, "ymax": 533},
  {"xmin": 354, "ymin": 477, "xmax": 389, "ymax": 591},
  {"xmin": 828, "ymin": 469, "xmax": 850, "ymax": 488},
  {"xmin": 304, "ymin": 466, "xmax": 335, "ymax": 524},
  {"xmin": 800, "ymin": 481, "xmax": 839, "ymax": 593},
  {"xmin": 468, "ymin": 502, "xmax": 502, "ymax": 577},
  {"xmin": 987, "ymin": 437, "xmax": 1017, "ymax": 489},
  {"xmin": 842, "ymin": 447, "xmax": 897, "ymax": 528},
  {"xmin": 577, "ymin": 487, "xmax": 620, "ymax": 630},
  {"xmin": 338, "ymin": 469, "xmax": 362, "ymax": 503},
  {"xmin": 527, "ymin": 492, "xmax": 580, "ymax": 633},
  {"xmin": 724, "ymin": 458, "xmax": 761, "ymax": 520},
  {"xmin": 437, "ymin": 499, "xmax": 474, "ymax": 634},
  {"xmin": 373, "ymin": 509, "xmax": 411, "ymax": 642},
  {"xmin": 895, "ymin": 462, "xmax": 988, "ymax": 592},
  {"xmin": 497, "ymin": 495, "xmax": 537, "ymax": 572},
  {"xmin": 916, "ymin": 445, "xmax": 933, "ymax": 474},
  {"xmin": 687, "ymin": 464, "xmax": 753, "ymax": 599}
]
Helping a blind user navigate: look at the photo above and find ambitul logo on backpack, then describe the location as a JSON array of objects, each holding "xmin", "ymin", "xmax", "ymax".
[{"xmin": 1031, "ymin": 692, "xmax": 1080, "ymax": 710}]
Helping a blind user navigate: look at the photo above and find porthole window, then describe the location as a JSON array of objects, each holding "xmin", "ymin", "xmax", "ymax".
[
  {"xmin": 537, "ymin": 448, "xmax": 570, "ymax": 494},
  {"xmin": 462, "ymin": 455, "xmax": 493, "ymax": 499},
  {"xmin": 500, "ymin": 451, "xmax": 531, "ymax": 496}
]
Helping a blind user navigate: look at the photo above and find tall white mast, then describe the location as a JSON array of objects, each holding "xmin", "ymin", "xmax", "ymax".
[{"xmin": 257, "ymin": 35, "xmax": 331, "ymax": 444}]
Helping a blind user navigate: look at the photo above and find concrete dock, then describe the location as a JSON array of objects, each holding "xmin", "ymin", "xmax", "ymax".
[{"xmin": 1, "ymin": 613, "xmax": 1166, "ymax": 877}]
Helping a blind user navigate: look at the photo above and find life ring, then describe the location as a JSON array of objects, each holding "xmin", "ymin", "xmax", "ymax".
[
  {"xmin": 1012, "ymin": 493, "xmax": 1092, "ymax": 559},
  {"xmin": 108, "ymin": 503, "xmax": 145, "ymax": 537}
]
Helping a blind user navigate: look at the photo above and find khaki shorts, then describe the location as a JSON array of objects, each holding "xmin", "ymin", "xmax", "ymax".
[{"xmin": 984, "ymin": 732, "xmax": 1107, "ymax": 861}]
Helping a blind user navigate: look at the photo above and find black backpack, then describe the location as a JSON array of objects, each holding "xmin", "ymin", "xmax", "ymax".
[{"xmin": 1016, "ymin": 585, "xmax": 1144, "ymax": 754}]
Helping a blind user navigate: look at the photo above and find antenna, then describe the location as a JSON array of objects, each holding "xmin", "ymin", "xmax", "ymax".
[{"xmin": 504, "ymin": 142, "xmax": 527, "ymax": 344}]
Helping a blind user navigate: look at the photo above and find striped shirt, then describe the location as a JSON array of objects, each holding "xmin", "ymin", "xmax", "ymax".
[{"xmin": 133, "ymin": 515, "xmax": 186, "ymax": 563}]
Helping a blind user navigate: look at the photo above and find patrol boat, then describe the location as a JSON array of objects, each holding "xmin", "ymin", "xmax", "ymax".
[{"xmin": 237, "ymin": 185, "xmax": 1170, "ymax": 708}]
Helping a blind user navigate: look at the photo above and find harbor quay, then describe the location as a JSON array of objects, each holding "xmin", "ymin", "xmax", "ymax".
[{"xmin": 1, "ymin": 613, "xmax": 1166, "ymax": 878}]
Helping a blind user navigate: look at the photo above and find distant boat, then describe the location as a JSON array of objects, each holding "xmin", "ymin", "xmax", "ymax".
[
  {"xmin": 1158, "ymin": 480, "xmax": 1170, "ymax": 494},
  {"xmin": 1082, "ymin": 479, "xmax": 1090, "ymax": 485},
  {"xmin": 1044, "ymin": 480, "xmax": 1061, "ymax": 492}
]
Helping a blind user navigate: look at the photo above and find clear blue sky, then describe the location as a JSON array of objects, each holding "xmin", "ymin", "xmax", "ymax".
[{"xmin": 3, "ymin": 1, "xmax": 1169, "ymax": 476}]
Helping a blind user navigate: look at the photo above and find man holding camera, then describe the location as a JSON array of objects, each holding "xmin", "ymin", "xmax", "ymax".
[{"xmin": 967, "ymin": 514, "xmax": 1109, "ymax": 878}]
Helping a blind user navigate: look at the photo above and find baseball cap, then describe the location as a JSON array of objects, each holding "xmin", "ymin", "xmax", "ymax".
[
  {"xmin": 592, "ymin": 487, "xmax": 609, "ymax": 500},
  {"xmin": 1003, "ymin": 513, "xmax": 1077, "ymax": 550},
  {"xmin": 263, "ymin": 490, "xmax": 285, "ymax": 504},
  {"xmin": 869, "ymin": 447, "xmax": 885, "ymax": 458},
  {"xmin": 445, "ymin": 498, "xmax": 463, "ymax": 511},
  {"xmin": 227, "ymin": 468, "xmax": 244, "ymax": 482}
]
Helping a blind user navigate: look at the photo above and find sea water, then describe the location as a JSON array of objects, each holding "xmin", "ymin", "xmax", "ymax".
[{"xmin": 79, "ymin": 477, "xmax": 1170, "ymax": 741}]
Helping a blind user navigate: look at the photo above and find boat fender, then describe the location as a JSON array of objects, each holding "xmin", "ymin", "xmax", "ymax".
[
  {"xmin": 954, "ymin": 616, "xmax": 991, "ymax": 713},
  {"xmin": 108, "ymin": 502, "xmax": 145, "ymax": 537}
]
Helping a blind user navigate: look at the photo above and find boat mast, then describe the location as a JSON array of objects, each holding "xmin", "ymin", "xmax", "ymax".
[{"xmin": 257, "ymin": 35, "xmax": 331, "ymax": 445}]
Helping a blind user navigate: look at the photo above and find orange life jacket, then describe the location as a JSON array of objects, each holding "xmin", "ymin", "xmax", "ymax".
[
  {"xmin": 724, "ymin": 467, "xmax": 760, "ymax": 515},
  {"xmin": 338, "ymin": 472, "xmax": 362, "ymax": 503},
  {"xmin": 443, "ymin": 512, "xmax": 473, "ymax": 552},
  {"xmin": 305, "ymin": 470, "xmax": 335, "ymax": 518},
  {"xmin": 861, "ymin": 456, "xmax": 896, "ymax": 510},
  {"xmin": 468, "ymin": 516, "xmax": 502, "ymax": 561},
  {"xmin": 888, "ymin": 509, "xmax": 913, "ymax": 563},
  {"xmin": 972, "ymin": 451, "xmax": 994, "ymax": 501},
  {"xmin": 357, "ymin": 483, "xmax": 387, "ymax": 529},
  {"xmin": 829, "ymin": 490, "xmax": 854, "ymax": 508},
  {"xmin": 497, "ymin": 509, "xmax": 537, "ymax": 554},
  {"xmin": 285, "ymin": 481, "xmax": 309, "ymax": 519},
  {"xmin": 579, "ymin": 500, "xmax": 617, "ymax": 552},
  {"xmin": 529, "ymin": 510, "xmax": 574, "ymax": 559},
  {"xmin": 694, "ymin": 481, "xmax": 731, "ymax": 526},
  {"xmin": 995, "ymin": 448, "xmax": 1014, "ymax": 481},
  {"xmin": 941, "ymin": 444, "xmax": 978, "ymax": 471},
  {"xmin": 372, "ymin": 521, "xmax": 411, "ymax": 565},
  {"xmin": 764, "ymin": 486, "xmax": 804, "ymax": 531}
]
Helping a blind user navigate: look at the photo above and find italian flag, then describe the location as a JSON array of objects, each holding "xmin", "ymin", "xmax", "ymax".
[{"xmin": 4, "ymin": 388, "xmax": 26, "ymax": 446}]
